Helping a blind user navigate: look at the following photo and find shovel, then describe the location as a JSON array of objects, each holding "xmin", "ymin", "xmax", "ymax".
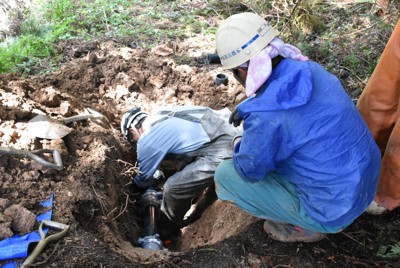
[
  {"xmin": 27, "ymin": 108, "xmax": 104, "ymax": 140},
  {"xmin": 21, "ymin": 220, "xmax": 70, "ymax": 267},
  {"xmin": 0, "ymin": 146, "xmax": 64, "ymax": 170}
]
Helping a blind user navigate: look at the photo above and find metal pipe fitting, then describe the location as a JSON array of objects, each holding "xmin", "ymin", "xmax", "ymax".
[
  {"xmin": 215, "ymin": 73, "xmax": 228, "ymax": 86},
  {"xmin": 138, "ymin": 188, "xmax": 163, "ymax": 250},
  {"xmin": 138, "ymin": 234, "xmax": 163, "ymax": 250}
]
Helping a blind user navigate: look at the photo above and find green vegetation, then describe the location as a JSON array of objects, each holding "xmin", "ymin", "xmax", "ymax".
[
  {"xmin": 343, "ymin": 54, "xmax": 361, "ymax": 70},
  {"xmin": 377, "ymin": 218, "xmax": 400, "ymax": 258},
  {"xmin": 377, "ymin": 243, "xmax": 400, "ymax": 258},
  {"xmin": 0, "ymin": 35, "xmax": 56, "ymax": 74},
  {"xmin": 0, "ymin": 0, "xmax": 398, "ymax": 94},
  {"xmin": 0, "ymin": 0, "xmax": 217, "ymax": 74}
]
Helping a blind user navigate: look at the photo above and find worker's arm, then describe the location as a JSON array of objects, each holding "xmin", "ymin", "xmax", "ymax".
[
  {"xmin": 233, "ymin": 110, "xmax": 285, "ymax": 181},
  {"xmin": 134, "ymin": 141, "xmax": 167, "ymax": 188}
]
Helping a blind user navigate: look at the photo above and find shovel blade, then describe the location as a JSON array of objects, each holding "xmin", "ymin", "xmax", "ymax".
[{"xmin": 27, "ymin": 114, "xmax": 72, "ymax": 139}]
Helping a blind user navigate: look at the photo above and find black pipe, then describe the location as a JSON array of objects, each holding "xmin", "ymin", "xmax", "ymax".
[
  {"xmin": 143, "ymin": 204, "xmax": 157, "ymax": 236},
  {"xmin": 215, "ymin": 73, "xmax": 228, "ymax": 86},
  {"xmin": 138, "ymin": 188, "xmax": 163, "ymax": 250},
  {"xmin": 207, "ymin": 53, "xmax": 221, "ymax": 65}
]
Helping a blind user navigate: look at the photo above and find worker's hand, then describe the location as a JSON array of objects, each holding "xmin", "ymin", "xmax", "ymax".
[
  {"xmin": 130, "ymin": 181, "xmax": 147, "ymax": 195},
  {"xmin": 229, "ymin": 107, "xmax": 242, "ymax": 127}
]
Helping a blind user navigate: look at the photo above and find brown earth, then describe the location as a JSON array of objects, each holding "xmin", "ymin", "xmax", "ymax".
[
  {"xmin": 0, "ymin": 36, "xmax": 259, "ymax": 267},
  {"xmin": 1, "ymin": 6, "xmax": 400, "ymax": 268}
]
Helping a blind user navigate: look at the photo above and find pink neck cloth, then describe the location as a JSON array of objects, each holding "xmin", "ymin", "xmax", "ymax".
[{"xmin": 245, "ymin": 37, "xmax": 308, "ymax": 97}]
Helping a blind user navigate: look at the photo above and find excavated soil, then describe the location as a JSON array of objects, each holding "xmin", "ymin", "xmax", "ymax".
[{"xmin": 1, "ymin": 28, "xmax": 400, "ymax": 268}]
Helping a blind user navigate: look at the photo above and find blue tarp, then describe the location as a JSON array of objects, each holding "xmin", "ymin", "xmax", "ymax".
[{"xmin": 0, "ymin": 194, "xmax": 53, "ymax": 267}]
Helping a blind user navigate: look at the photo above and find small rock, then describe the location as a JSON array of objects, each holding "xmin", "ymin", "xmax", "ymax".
[
  {"xmin": 147, "ymin": 58, "xmax": 165, "ymax": 68},
  {"xmin": 151, "ymin": 44, "xmax": 174, "ymax": 56},
  {"xmin": 60, "ymin": 101, "xmax": 72, "ymax": 116},
  {"xmin": 179, "ymin": 85, "xmax": 193, "ymax": 92}
]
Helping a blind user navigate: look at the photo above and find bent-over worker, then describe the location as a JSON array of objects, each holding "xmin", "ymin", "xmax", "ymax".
[{"xmin": 121, "ymin": 105, "xmax": 238, "ymax": 240}]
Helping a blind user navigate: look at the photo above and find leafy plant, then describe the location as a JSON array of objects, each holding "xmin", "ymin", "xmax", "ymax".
[
  {"xmin": 377, "ymin": 243, "xmax": 400, "ymax": 258},
  {"xmin": 0, "ymin": 35, "xmax": 55, "ymax": 73},
  {"xmin": 41, "ymin": 0, "xmax": 75, "ymax": 22},
  {"xmin": 19, "ymin": 18, "xmax": 47, "ymax": 37},
  {"xmin": 343, "ymin": 54, "xmax": 361, "ymax": 70}
]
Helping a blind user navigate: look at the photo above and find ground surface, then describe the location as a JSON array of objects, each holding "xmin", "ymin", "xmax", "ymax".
[{"xmin": 1, "ymin": 1, "xmax": 400, "ymax": 268}]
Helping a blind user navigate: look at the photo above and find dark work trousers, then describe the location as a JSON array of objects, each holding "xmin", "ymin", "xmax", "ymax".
[{"xmin": 159, "ymin": 134, "xmax": 234, "ymax": 234}]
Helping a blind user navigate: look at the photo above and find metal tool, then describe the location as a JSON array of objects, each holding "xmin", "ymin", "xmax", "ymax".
[
  {"xmin": 137, "ymin": 188, "xmax": 163, "ymax": 250},
  {"xmin": 0, "ymin": 146, "xmax": 64, "ymax": 170},
  {"xmin": 21, "ymin": 220, "xmax": 70, "ymax": 267},
  {"xmin": 27, "ymin": 108, "xmax": 104, "ymax": 139}
]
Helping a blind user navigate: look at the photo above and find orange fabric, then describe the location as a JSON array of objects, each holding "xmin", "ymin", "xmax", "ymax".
[{"xmin": 357, "ymin": 19, "xmax": 400, "ymax": 210}]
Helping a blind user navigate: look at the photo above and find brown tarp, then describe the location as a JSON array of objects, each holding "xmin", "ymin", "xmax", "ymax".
[{"xmin": 357, "ymin": 19, "xmax": 400, "ymax": 210}]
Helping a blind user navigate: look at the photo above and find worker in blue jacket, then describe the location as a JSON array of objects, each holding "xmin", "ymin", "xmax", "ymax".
[
  {"xmin": 214, "ymin": 12, "xmax": 381, "ymax": 242},
  {"xmin": 120, "ymin": 106, "xmax": 238, "ymax": 240}
]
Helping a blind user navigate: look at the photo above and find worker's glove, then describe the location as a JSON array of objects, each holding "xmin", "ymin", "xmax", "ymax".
[
  {"xmin": 130, "ymin": 181, "xmax": 147, "ymax": 195},
  {"xmin": 229, "ymin": 107, "xmax": 242, "ymax": 127}
]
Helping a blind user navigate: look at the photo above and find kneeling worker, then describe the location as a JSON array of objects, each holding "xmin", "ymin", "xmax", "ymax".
[{"xmin": 121, "ymin": 105, "xmax": 238, "ymax": 241}]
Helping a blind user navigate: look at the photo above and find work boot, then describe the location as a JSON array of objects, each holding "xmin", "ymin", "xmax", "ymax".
[
  {"xmin": 263, "ymin": 220, "xmax": 325, "ymax": 243},
  {"xmin": 365, "ymin": 200, "xmax": 387, "ymax": 215},
  {"xmin": 158, "ymin": 212, "xmax": 181, "ymax": 246}
]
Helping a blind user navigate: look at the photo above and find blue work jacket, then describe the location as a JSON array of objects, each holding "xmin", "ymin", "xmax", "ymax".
[
  {"xmin": 134, "ymin": 106, "xmax": 211, "ymax": 188},
  {"xmin": 234, "ymin": 59, "xmax": 381, "ymax": 226}
]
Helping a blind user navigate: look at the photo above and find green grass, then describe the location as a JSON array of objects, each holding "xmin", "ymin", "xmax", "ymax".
[
  {"xmin": 0, "ymin": 0, "xmax": 216, "ymax": 74},
  {"xmin": 0, "ymin": 34, "xmax": 56, "ymax": 74}
]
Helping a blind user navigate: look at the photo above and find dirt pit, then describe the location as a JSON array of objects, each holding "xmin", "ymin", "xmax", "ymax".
[
  {"xmin": 1, "ymin": 37, "xmax": 400, "ymax": 268},
  {"xmin": 0, "ymin": 37, "xmax": 254, "ymax": 265}
]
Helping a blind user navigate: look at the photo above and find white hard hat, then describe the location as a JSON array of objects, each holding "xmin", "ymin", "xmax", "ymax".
[
  {"xmin": 121, "ymin": 106, "xmax": 148, "ymax": 144},
  {"xmin": 216, "ymin": 12, "xmax": 278, "ymax": 70}
]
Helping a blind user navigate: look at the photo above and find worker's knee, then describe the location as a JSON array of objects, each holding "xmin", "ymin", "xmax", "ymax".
[
  {"xmin": 162, "ymin": 181, "xmax": 173, "ymax": 197},
  {"xmin": 215, "ymin": 159, "xmax": 235, "ymax": 185},
  {"xmin": 162, "ymin": 180, "xmax": 182, "ymax": 200}
]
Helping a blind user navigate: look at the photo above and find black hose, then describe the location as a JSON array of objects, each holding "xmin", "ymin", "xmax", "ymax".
[{"xmin": 207, "ymin": 53, "xmax": 221, "ymax": 65}]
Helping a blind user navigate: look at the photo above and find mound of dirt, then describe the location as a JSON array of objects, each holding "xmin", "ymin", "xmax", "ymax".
[{"xmin": 0, "ymin": 37, "xmax": 248, "ymax": 266}]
